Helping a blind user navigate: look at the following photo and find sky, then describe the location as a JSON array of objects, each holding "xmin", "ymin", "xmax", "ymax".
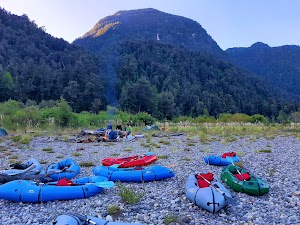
[{"xmin": 0, "ymin": 0, "xmax": 299, "ymax": 50}]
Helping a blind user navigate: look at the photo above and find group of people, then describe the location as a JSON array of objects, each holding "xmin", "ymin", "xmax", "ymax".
[{"xmin": 104, "ymin": 123, "xmax": 133, "ymax": 141}]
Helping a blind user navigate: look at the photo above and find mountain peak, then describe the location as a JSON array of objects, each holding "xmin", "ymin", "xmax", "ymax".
[
  {"xmin": 114, "ymin": 8, "xmax": 160, "ymax": 15},
  {"xmin": 73, "ymin": 8, "xmax": 224, "ymax": 57},
  {"xmin": 250, "ymin": 42, "xmax": 270, "ymax": 48}
]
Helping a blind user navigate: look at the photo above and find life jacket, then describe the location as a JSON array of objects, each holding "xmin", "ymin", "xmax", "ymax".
[
  {"xmin": 109, "ymin": 130, "xmax": 118, "ymax": 139},
  {"xmin": 56, "ymin": 178, "xmax": 76, "ymax": 186},
  {"xmin": 222, "ymin": 151, "xmax": 236, "ymax": 158},
  {"xmin": 196, "ymin": 172, "xmax": 214, "ymax": 188},
  {"xmin": 234, "ymin": 172, "xmax": 251, "ymax": 181}
]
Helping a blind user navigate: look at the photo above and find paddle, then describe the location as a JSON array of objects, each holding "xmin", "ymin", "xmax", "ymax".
[
  {"xmin": 93, "ymin": 181, "xmax": 114, "ymax": 188},
  {"xmin": 35, "ymin": 181, "xmax": 115, "ymax": 189},
  {"xmin": 6, "ymin": 163, "xmax": 37, "ymax": 176},
  {"xmin": 67, "ymin": 213, "xmax": 97, "ymax": 225},
  {"xmin": 226, "ymin": 156, "xmax": 246, "ymax": 181},
  {"xmin": 197, "ymin": 173, "xmax": 237, "ymax": 206}
]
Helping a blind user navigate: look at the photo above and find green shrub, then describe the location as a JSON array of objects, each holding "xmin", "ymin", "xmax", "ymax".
[
  {"xmin": 219, "ymin": 113, "xmax": 251, "ymax": 123},
  {"xmin": 8, "ymin": 155, "xmax": 18, "ymax": 159},
  {"xmin": 42, "ymin": 147, "xmax": 54, "ymax": 152},
  {"xmin": 11, "ymin": 135, "xmax": 31, "ymax": 145},
  {"xmin": 195, "ymin": 115, "xmax": 216, "ymax": 123},
  {"xmin": 187, "ymin": 142, "xmax": 195, "ymax": 146},
  {"xmin": 158, "ymin": 139, "xmax": 171, "ymax": 145},
  {"xmin": 131, "ymin": 112, "xmax": 156, "ymax": 126},
  {"xmin": 0, "ymin": 100, "xmax": 24, "ymax": 115},
  {"xmin": 258, "ymin": 149, "xmax": 272, "ymax": 153},
  {"xmin": 107, "ymin": 205, "xmax": 121, "ymax": 215},
  {"xmin": 249, "ymin": 114, "xmax": 269, "ymax": 124},
  {"xmin": 11, "ymin": 135, "xmax": 22, "ymax": 143},
  {"xmin": 116, "ymin": 182, "xmax": 144, "ymax": 204},
  {"xmin": 72, "ymin": 152, "xmax": 82, "ymax": 157},
  {"xmin": 163, "ymin": 215, "xmax": 178, "ymax": 225},
  {"xmin": 79, "ymin": 161, "xmax": 95, "ymax": 167},
  {"xmin": 124, "ymin": 147, "xmax": 133, "ymax": 152},
  {"xmin": 158, "ymin": 155, "xmax": 168, "ymax": 159}
]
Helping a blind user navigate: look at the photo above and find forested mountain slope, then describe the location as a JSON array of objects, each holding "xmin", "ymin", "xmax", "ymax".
[
  {"xmin": 226, "ymin": 42, "xmax": 300, "ymax": 96},
  {"xmin": 0, "ymin": 8, "xmax": 105, "ymax": 112},
  {"xmin": 107, "ymin": 40, "xmax": 298, "ymax": 119}
]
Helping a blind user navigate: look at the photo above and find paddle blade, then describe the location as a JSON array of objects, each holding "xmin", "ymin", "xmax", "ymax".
[
  {"xmin": 226, "ymin": 156, "xmax": 234, "ymax": 164},
  {"xmin": 95, "ymin": 181, "xmax": 115, "ymax": 188},
  {"xmin": 223, "ymin": 194, "xmax": 237, "ymax": 206},
  {"xmin": 234, "ymin": 161, "xmax": 244, "ymax": 168},
  {"xmin": 111, "ymin": 164, "xmax": 120, "ymax": 168},
  {"xmin": 145, "ymin": 152, "xmax": 155, "ymax": 156}
]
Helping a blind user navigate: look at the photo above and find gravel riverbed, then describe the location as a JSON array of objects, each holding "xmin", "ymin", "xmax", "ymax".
[{"xmin": 0, "ymin": 133, "xmax": 299, "ymax": 225}]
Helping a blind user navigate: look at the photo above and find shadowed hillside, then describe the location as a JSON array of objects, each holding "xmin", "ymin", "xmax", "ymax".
[
  {"xmin": 226, "ymin": 42, "xmax": 300, "ymax": 96},
  {"xmin": 0, "ymin": 8, "xmax": 106, "ymax": 112}
]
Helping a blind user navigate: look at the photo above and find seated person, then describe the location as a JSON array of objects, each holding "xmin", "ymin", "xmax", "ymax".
[{"xmin": 116, "ymin": 124, "xmax": 122, "ymax": 131}]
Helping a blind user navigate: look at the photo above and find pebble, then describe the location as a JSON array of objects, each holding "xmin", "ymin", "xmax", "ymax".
[{"xmin": 0, "ymin": 135, "xmax": 299, "ymax": 225}]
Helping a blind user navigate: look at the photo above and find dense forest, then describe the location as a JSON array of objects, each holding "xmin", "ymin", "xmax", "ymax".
[
  {"xmin": 226, "ymin": 42, "xmax": 300, "ymax": 96},
  {"xmin": 0, "ymin": 8, "xmax": 106, "ymax": 113},
  {"xmin": 0, "ymin": 7, "xmax": 300, "ymax": 122},
  {"xmin": 112, "ymin": 40, "xmax": 299, "ymax": 119}
]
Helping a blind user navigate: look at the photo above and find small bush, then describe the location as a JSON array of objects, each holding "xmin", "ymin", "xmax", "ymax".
[
  {"xmin": 158, "ymin": 155, "xmax": 168, "ymax": 159},
  {"xmin": 8, "ymin": 155, "xmax": 18, "ymax": 159},
  {"xmin": 41, "ymin": 147, "xmax": 54, "ymax": 153},
  {"xmin": 79, "ymin": 161, "xmax": 95, "ymax": 167},
  {"xmin": 8, "ymin": 159, "xmax": 19, "ymax": 164},
  {"xmin": 72, "ymin": 152, "xmax": 82, "ymax": 157},
  {"xmin": 20, "ymin": 135, "xmax": 32, "ymax": 145},
  {"xmin": 258, "ymin": 149, "xmax": 272, "ymax": 153},
  {"xmin": 187, "ymin": 142, "xmax": 195, "ymax": 146},
  {"xmin": 164, "ymin": 215, "xmax": 178, "ymax": 225},
  {"xmin": 158, "ymin": 139, "xmax": 171, "ymax": 145},
  {"xmin": 266, "ymin": 167, "xmax": 277, "ymax": 176},
  {"xmin": 124, "ymin": 147, "xmax": 132, "ymax": 152},
  {"xmin": 116, "ymin": 182, "xmax": 144, "ymax": 204},
  {"xmin": 107, "ymin": 205, "xmax": 121, "ymax": 215}
]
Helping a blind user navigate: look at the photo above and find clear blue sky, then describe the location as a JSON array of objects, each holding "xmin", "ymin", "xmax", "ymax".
[{"xmin": 0, "ymin": 0, "xmax": 299, "ymax": 50}]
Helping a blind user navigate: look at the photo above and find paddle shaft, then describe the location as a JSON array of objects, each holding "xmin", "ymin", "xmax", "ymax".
[
  {"xmin": 69, "ymin": 213, "xmax": 97, "ymax": 225},
  {"xmin": 197, "ymin": 174, "xmax": 225, "ymax": 195},
  {"xmin": 226, "ymin": 156, "xmax": 246, "ymax": 181},
  {"xmin": 197, "ymin": 173, "xmax": 236, "ymax": 205}
]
